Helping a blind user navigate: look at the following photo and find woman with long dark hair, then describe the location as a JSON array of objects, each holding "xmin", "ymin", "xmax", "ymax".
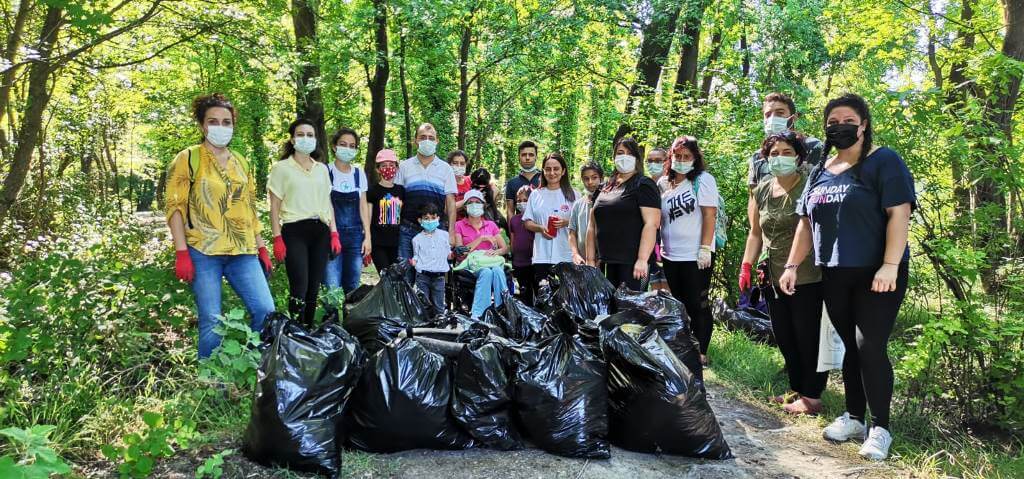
[
  {"xmin": 268, "ymin": 118, "xmax": 342, "ymax": 325},
  {"xmin": 165, "ymin": 93, "xmax": 274, "ymax": 359},
  {"xmin": 780, "ymin": 93, "xmax": 915, "ymax": 461},
  {"xmin": 741, "ymin": 130, "xmax": 827, "ymax": 415},
  {"xmin": 522, "ymin": 152, "xmax": 577, "ymax": 283},
  {"xmin": 586, "ymin": 136, "xmax": 661, "ymax": 290},
  {"xmin": 658, "ymin": 135, "xmax": 718, "ymax": 366}
]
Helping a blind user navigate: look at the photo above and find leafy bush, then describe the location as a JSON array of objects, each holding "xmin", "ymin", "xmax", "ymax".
[{"xmin": 0, "ymin": 425, "xmax": 72, "ymax": 479}]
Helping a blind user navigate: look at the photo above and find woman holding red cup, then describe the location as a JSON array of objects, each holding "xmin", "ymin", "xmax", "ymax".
[{"xmin": 522, "ymin": 152, "xmax": 578, "ymax": 284}]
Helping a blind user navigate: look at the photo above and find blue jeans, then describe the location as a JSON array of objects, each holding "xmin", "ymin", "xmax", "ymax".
[
  {"xmin": 324, "ymin": 227, "xmax": 364, "ymax": 293},
  {"xmin": 415, "ymin": 271, "xmax": 446, "ymax": 314},
  {"xmin": 398, "ymin": 222, "xmax": 418, "ymax": 261},
  {"xmin": 188, "ymin": 246, "xmax": 275, "ymax": 359},
  {"xmin": 471, "ymin": 266, "xmax": 507, "ymax": 319}
]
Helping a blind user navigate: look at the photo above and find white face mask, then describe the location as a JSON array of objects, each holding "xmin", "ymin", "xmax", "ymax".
[
  {"xmin": 614, "ymin": 154, "xmax": 636, "ymax": 174},
  {"xmin": 672, "ymin": 160, "xmax": 694, "ymax": 174},
  {"xmin": 335, "ymin": 146, "xmax": 357, "ymax": 162},
  {"xmin": 769, "ymin": 155, "xmax": 799, "ymax": 176},
  {"xmin": 294, "ymin": 136, "xmax": 316, "ymax": 155},
  {"xmin": 417, "ymin": 139, "xmax": 437, "ymax": 157},
  {"xmin": 516, "ymin": 202, "xmax": 527, "ymax": 213},
  {"xmin": 452, "ymin": 164, "xmax": 466, "ymax": 176},
  {"xmin": 206, "ymin": 125, "xmax": 233, "ymax": 147},
  {"xmin": 763, "ymin": 115, "xmax": 790, "ymax": 135},
  {"xmin": 466, "ymin": 203, "xmax": 485, "ymax": 217}
]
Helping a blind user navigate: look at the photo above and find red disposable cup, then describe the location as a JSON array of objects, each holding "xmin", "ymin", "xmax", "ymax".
[{"xmin": 546, "ymin": 215, "xmax": 559, "ymax": 237}]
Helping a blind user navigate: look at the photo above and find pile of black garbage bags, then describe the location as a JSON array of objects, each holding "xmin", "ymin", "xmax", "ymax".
[{"xmin": 243, "ymin": 262, "xmax": 732, "ymax": 477}]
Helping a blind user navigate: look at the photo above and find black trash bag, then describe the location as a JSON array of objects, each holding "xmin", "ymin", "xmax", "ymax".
[
  {"xmin": 344, "ymin": 332, "xmax": 474, "ymax": 452},
  {"xmin": 514, "ymin": 315, "xmax": 610, "ymax": 458},
  {"xmin": 540, "ymin": 309, "xmax": 602, "ymax": 359},
  {"xmin": 344, "ymin": 262, "xmax": 432, "ymax": 353},
  {"xmin": 602, "ymin": 323, "xmax": 732, "ymax": 459},
  {"xmin": 488, "ymin": 292, "xmax": 547, "ymax": 342},
  {"xmin": 610, "ymin": 289, "xmax": 703, "ymax": 383},
  {"xmin": 712, "ymin": 298, "xmax": 776, "ymax": 345},
  {"xmin": 243, "ymin": 312, "xmax": 366, "ymax": 476},
  {"xmin": 451, "ymin": 331, "xmax": 523, "ymax": 450},
  {"xmin": 544, "ymin": 263, "xmax": 616, "ymax": 321},
  {"xmin": 344, "ymin": 284, "xmax": 374, "ymax": 305}
]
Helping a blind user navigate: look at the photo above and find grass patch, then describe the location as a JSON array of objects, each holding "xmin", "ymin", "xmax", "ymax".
[{"xmin": 706, "ymin": 327, "xmax": 1023, "ymax": 478}]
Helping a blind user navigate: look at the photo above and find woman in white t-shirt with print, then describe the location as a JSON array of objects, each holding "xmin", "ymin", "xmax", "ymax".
[
  {"xmin": 659, "ymin": 135, "xmax": 718, "ymax": 366},
  {"xmin": 523, "ymin": 152, "xmax": 578, "ymax": 284},
  {"xmin": 324, "ymin": 127, "xmax": 371, "ymax": 293}
]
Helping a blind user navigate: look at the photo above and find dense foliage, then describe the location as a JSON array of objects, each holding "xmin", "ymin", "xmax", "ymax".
[{"xmin": 0, "ymin": 0, "xmax": 1022, "ymax": 476}]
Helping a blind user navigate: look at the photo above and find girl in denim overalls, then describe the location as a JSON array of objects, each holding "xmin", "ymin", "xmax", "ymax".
[{"xmin": 324, "ymin": 127, "xmax": 371, "ymax": 293}]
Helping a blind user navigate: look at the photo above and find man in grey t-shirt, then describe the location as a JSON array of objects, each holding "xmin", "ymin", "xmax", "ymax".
[{"xmin": 748, "ymin": 92, "xmax": 824, "ymax": 188}]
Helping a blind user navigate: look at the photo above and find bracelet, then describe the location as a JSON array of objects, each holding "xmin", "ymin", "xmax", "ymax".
[
  {"xmin": 783, "ymin": 263, "xmax": 799, "ymax": 270},
  {"xmin": 883, "ymin": 261, "xmax": 899, "ymax": 266}
]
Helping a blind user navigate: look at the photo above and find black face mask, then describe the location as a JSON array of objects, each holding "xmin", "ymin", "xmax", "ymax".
[{"xmin": 825, "ymin": 123, "xmax": 861, "ymax": 150}]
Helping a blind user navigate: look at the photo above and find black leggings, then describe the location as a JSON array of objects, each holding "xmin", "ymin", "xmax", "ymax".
[
  {"xmin": 603, "ymin": 262, "xmax": 645, "ymax": 291},
  {"xmin": 766, "ymin": 282, "xmax": 828, "ymax": 399},
  {"xmin": 663, "ymin": 254, "xmax": 715, "ymax": 354},
  {"xmin": 282, "ymin": 219, "xmax": 330, "ymax": 325},
  {"xmin": 512, "ymin": 264, "xmax": 537, "ymax": 306},
  {"xmin": 371, "ymin": 244, "xmax": 399, "ymax": 276},
  {"xmin": 822, "ymin": 262, "xmax": 909, "ymax": 430}
]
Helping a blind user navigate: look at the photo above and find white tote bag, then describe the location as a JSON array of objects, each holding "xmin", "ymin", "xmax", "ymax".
[{"xmin": 816, "ymin": 307, "xmax": 845, "ymax": 372}]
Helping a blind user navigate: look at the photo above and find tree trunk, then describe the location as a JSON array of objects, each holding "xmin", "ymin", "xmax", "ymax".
[
  {"xmin": 0, "ymin": 5, "xmax": 61, "ymax": 220},
  {"xmin": 699, "ymin": 26, "xmax": 722, "ymax": 99},
  {"xmin": 740, "ymin": 22, "xmax": 750, "ymax": 78},
  {"xmin": 614, "ymin": 0, "xmax": 683, "ymax": 140},
  {"xmin": 674, "ymin": 3, "xmax": 707, "ymax": 95},
  {"xmin": 456, "ymin": 23, "xmax": 472, "ymax": 151},
  {"xmin": 400, "ymin": 30, "xmax": 412, "ymax": 158},
  {"xmin": 947, "ymin": 0, "xmax": 976, "ymax": 215},
  {"xmin": 366, "ymin": 0, "xmax": 389, "ymax": 184},
  {"xmin": 977, "ymin": 0, "xmax": 1024, "ymax": 292},
  {"xmin": 0, "ymin": 0, "xmax": 32, "ymax": 160},
  {"xmin": 291, "ymin": 0, "xmax": 326, "ymax": 160}
]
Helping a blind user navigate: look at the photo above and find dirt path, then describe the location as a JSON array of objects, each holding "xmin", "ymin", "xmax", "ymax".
[{"xmin": 108, "ymin": 382, "xmax": 898, "ymax": 479}]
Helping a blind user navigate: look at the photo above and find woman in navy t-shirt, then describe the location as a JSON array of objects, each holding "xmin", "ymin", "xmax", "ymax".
[{"xmin": 779, "ymin": 93, "xmax": 915, "ymax": 461}]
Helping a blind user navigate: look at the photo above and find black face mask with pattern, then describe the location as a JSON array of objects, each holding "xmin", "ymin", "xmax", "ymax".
[{"xmin": 825, "ymin": 123, "xmax": 861, "ymax": 150}]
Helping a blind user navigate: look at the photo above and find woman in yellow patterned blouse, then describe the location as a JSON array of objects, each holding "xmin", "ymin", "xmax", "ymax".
[{"xmin": 164, "ymin": 93, "xmax": 275, "ymax": 359}]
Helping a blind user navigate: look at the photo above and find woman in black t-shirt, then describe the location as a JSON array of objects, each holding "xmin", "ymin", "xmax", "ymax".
[
  {"xmin": 365, "ymin": 149, "xmax": 405, "ymax": 274},
  {"xmin": 586, "ymin": 136, "xmax": 661, "ymax": 290}
]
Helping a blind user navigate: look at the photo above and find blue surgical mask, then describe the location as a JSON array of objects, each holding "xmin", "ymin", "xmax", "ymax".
[
  {"xmin": 647, "ymin": 162, "xmax": 664, "ymax": 176},
  {"xmin": 769, "ymin": 155, "xmax": 799, "ymax": 176},
  {"xmin": 335, "ymin": 146, "xmax": 357, "ymax": 162},
  {"xmin": 206, "ymin": 125, "xmax": 233, "ymax": 147},
  {"xmin": 672, "ymin": 160, "xmax": 694, "ymax": 174},
  {"xmin": 420, "ymin": 218, "xmax": 440, "ymax": 232},
  {"xmin": 521, "ymin": 165, "xmax": 538, "ymax": 174},
  {"xmin": 417, "ymin": 139, "xmax": 437, "ymax": 157},
  {"xmin": 763, "ymin": 115, "xmax": 791, "ymax": 135},
  {"xmin": 294, "ymin": 136, "xmax": 316, "ymax": 155},
  {"xmin": 467, "ymin": 203, "xmax": 485, "ymax": 217}
]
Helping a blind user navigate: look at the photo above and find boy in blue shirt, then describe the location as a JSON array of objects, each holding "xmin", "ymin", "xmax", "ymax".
[{"xmin": 410, "ymin": 203, "xmax": 451, "ymax": 313}]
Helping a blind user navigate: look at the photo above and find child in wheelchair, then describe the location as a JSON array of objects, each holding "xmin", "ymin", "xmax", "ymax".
[{"xmin": 448, "ymin": 189, "xmax": 512, "ymax": 319}]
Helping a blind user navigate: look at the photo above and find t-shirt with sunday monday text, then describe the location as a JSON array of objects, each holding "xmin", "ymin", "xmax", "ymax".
[
  {"xmin": 658, "ymin": 173, "xmax": 719, "ymax": 262},
  {"xmin": 796, "ymin": 146, "xmax": 916, "ymax": 268},
  {"xmin": 522, "ymin": 186, "xmax": 578, "ymax": 264}
]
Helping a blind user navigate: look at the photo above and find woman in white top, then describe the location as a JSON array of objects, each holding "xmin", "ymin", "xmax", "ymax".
[
  {"xmin": 522, "ymin": 152, "xmax": 578, "ymax": 284},
  {"xmin": 659, "ymin": 135, "xmax": 718, "ymax": 365},
  {"xmin": 323, "ymin": 126, "xmax": 371, "ymax": 293}
]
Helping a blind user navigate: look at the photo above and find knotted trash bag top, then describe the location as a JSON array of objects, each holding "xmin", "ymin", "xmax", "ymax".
[
  {"xmin": 243, "ymin": 312, "xmax": 367, "ymax": 476},
  {"xmin": 513, "ymin": 315, "xmax": 610, "ymax": 459},
  {"xmin": 344, "ymin": 261, "xmax": 432, "ymax": 353},
  {"xmin": 608, "ymin": 289, "xmax": 704, "ymax": 384},
  {"xmin": 601, "ymin": 323, "xmax": 732, "ymax": 459},
  {"xmin": 712, "ymin": 298, "xmax": 776, "ymax": 345},
  {"xmin": 538, "ymin": 263, "xmax": 615, "ymax": 321},
  {"xmin": 488, "ymin": 291, "xmax": 547, "ymax": 343},
  {"xmin": 344, "ymin": 330, "xmax": 474, "ymax": 452}
]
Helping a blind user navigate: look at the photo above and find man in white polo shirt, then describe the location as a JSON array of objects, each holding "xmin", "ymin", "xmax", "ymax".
[{"xmin": 394, "ymin": 122, "xmax": 458, "ymax": 262}]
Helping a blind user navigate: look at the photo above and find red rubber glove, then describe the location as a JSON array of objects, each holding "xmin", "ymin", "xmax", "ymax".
[
  {"xmin": 738, "ymin": 262, "xmax": 753, "ymax": 292},
  {"xmin": 257, "ymin": 246, "xmax": 273, "ymax": 275},
  {"xmin": 363, "ymin": 254, "xmax": 372, "ymax": 267},
  {"xmin": 330, "ymin": 232, "xmax": 342, "ymax": 256},
  {"xmin": 273, "ymin": 236, "xmax": 287, "ymax": 263},
  {"xmin": 175, "ymin": 250, "xmax": 195, "ymax": 283}
]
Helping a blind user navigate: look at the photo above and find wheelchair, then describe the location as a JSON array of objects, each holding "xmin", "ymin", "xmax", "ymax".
[{"xmin": 444, "ymin": 246, "xmax": 515, "ymax": 316}]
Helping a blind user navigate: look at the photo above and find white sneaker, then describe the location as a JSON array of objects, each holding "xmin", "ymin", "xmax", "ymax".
[
  {"xmin": 859, "ymin": 426, "xmax": 893, "ymax": 461},
  {"xmin": 823, "ymin": 412, "xmax": 866, "ymax": 442}
]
